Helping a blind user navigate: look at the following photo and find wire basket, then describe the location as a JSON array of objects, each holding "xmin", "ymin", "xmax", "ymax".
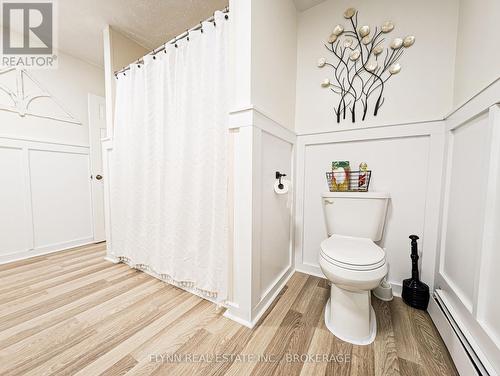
[{"xmin": 326, "ymin": 170, "xmax": 372, "ymax": 192}]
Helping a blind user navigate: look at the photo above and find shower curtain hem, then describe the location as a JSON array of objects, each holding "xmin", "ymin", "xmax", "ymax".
[{"xmin": 116, "ymin": 255, "xmax": 227, "ymax": 304}]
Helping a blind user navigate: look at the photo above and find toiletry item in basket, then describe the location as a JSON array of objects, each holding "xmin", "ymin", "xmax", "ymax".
[
  {"xmin": 331, "ymin": 161, "xmax": 350, "ymax": 191},
  {"xmin": 358, "ymin": 162, "xmax": 368, "ymax": 190}
]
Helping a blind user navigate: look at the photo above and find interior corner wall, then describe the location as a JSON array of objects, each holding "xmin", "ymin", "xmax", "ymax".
[
  {"xmin": 225, "ymin": 0, "xmax": 297, "ymax": 328},
  {"xmin": 453, "ymin": 0, "xmax": 500, "ymax": 107},
  {"xmin": 251, "ymin": 0, "xmax": 297, "ymax": 130},
  {"xmin": 295, "ymin": 0, "xmax": 459, "ymax": 134},
  {"xmin": 103, "ymin": 26, "xmax": 148, "ymax": 138}
]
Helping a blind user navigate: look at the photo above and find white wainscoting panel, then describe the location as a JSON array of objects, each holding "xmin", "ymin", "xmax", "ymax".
[
  {"xmin": 295, "ymin": 121, "xmax": 446, "ymax": 294},
  {"xmin": 260, "ymin": 131, "xmax": 293, "ymax": 298},
  {"xmin": 0, "ymin": 137, "xmax": 94, "ymax": 263},
  {"xmin": 29, "ymin": 149, "xmax": 93, "ymax": 250},
  {"xmin": 434, "ymin": 104, "xmax": 500, "ymax": 374},
  {"xmin": 441, "ymin": 112, "xmax": 490, "ymax": 310},
  {"xmin": 0, "ymin": 146, "xmax": 31, "ymax": 255},
  {"xmin": 225, "ymin": 106, "xmax": 296, "ymax": 327},
  {"xmin": 301, "ymin": 136, "xmax": 430, "ymax": 287}
]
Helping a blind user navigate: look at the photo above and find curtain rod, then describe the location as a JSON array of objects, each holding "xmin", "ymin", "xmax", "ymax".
[{"xmin": 114, "ymin": 7, "xmax": 229, "ymax": 76}]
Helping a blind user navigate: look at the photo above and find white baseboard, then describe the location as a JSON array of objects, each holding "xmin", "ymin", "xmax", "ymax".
[
  {"xmin": 223, "ymin": 310, "xmax": 253, "ymax": 328},
  {"xmin": 428, "ymin": 294, "xmax": 480, "ymax": 376},
  {"xmin": 250, "ymin": 266, "xmax": 294, "ymax": 327},
  {"xmin": 0, "ymin": 237, "xmax": 95, "ymax": 265},
  {"xmin": 223, "ymin": 265, "xmax": 295, "ymax": 329},
  {"xmin": 295, "ymin": 262, "xmax": 324, "ymax": 278},
  {"xmin": 104, "ymin": 255, "xmax": 119, "ymax": 263},
  {"xmin": 390, "ymin": 282, "xmax": 402, "ymax": 297}
]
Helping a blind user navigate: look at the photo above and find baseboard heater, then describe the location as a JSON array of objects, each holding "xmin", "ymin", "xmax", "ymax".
[{"xmin": 433, "ymin": 291, "xmax": 491, "ymax": 376}]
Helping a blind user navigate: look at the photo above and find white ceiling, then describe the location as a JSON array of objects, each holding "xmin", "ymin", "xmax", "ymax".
[
  {"xmin": 33, "ymin": 0, "xmax": 228, "ymax": 67},
  {"xmin": 293, "ymin": 0, "xmax": 326, "ymax": 12},
  {"xmin": 1, "ymin": 0, "xmax": 326, "ymax": 68}
]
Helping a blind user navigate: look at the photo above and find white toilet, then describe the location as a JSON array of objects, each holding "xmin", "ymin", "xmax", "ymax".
[{"xmin": 319, "ymin": 191, "xmax": 390, "ymax": 345}]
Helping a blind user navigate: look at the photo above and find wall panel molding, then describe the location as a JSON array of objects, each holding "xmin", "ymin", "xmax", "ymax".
[
  {"xmin": 224, "ymin": 107, "xmax": 295, "ymax": 328},
  {"xmin": 433, "ymin": 104, "xmax": 500, "ymax": 374},
  {"xmin": 294, "ymin": 121, "xmax": 446, "ymax": 293},
  {"xmin": 0, "ymin": 137, "xmax": 94, "ymax": 264}
]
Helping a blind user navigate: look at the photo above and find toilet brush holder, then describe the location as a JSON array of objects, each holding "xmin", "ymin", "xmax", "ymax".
[
  {"xmin": 373, "ymin": 278, "xmax": 393, "ymax": 301},
  {"xmin": 402, "ymin": 235, "xmax": 430, "ymax": 310}
]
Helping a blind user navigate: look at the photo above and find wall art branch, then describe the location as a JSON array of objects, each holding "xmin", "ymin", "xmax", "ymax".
[{"xmin": 318, "ymin": 7, "xmax": 415, "ymax": 123}]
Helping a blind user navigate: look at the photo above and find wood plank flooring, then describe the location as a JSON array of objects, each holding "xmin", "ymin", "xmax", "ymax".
[{"xmin": 0, "ymin": 243, "xmax": 458, "ymax": 376}]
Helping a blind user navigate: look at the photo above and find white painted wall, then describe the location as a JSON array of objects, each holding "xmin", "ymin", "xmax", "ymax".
[
  {"xmin": 0, "ymin": 53, "xmax": 104, "ymax": 145},
  {"xmin": 453, "ymin": 0, "xmax": 500, "ymax": 107},
  {"xmin": 0, "ymin": 51, "xmax": 104, "ymax": 262},
  {"xmin": 225, "ymin": 0, "xmax": 298, "ymax": 327},
  {"xmin": 433, "ymin": 100, "xmax": 500, "ymax": 375},
  {"xmin": 251, "ymin": 0, "xmax": 297, "ymax": 130},
  {"xmin": 259, "ymin": 130, "xmax": 293, "ymax": 301},
  {"xmin": 295, "ymin": 0, "xmax": 459, "ymax": 133},
  {"xmin": 225, "ymin": 107, "xmax": 296, "ymax": 328},
  {"xmin": 294, "ymin": 121, "xmax": 445, "ymax": 294},
  {"xmin": 103, "ymin": 26, "xmax": 148, "ymax": 137}
]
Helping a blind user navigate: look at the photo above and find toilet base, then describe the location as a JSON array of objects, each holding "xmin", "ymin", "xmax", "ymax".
[{"xmin": 324, "ymin": 285, "xmax": 377, "ymax": 345}]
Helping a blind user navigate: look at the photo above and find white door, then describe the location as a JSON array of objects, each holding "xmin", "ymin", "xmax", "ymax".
[{"xmin": 88, "ymin": 94, "xmax": 106, "ymax": 242}]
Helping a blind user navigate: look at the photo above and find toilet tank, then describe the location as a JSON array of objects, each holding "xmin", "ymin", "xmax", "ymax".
[{"xmin": 322, "ymin": 192, "xmax": 390, "ymax": 241}]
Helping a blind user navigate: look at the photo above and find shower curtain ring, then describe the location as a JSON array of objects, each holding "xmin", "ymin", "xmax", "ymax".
[
  {"xmin": 186, "ymin": 29, "xmax": 189, "ymax": 41},
  {"xmin": 200, "ymin": 21, "xmax": 203, "ymax": 33}
]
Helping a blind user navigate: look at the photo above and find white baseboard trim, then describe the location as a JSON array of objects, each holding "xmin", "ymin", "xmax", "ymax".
[
  {"xmin": 0, "ymin": 237, "xmax": 95, "ymax": 265},
  {"xmin": 295, "ymin": 263, "xmax": 324, "ymax": 278},
  {"xmin": 250, "ymin": 266, "xmax": 294, "ymax": 327},
  {"xmin": 223, "ymin": 265, "xmax": 295, "ymax": 329},
  {"xmin": 104, "ymin": 250, "xmax": 118, "ymax": 263},
  {"xmin": 104, "ymin": 255, "xmax": 120, "ymax": 263},
  {"xmin": 428, "ymin": 293, "xmax": 480, "ymax": 376},
  {"xmin": 389, "ymin": 281, "xmax": 402, "ymax": 297},
  {"xmin": 223, "ymin": 310, "xmax": 253, "ymax": 328}
]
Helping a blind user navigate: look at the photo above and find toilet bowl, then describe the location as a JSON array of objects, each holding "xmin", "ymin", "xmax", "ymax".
[
  {"xmin": 320, "ymin": 235, "xmax": 387, "ymax": 345},
  {"xmin": 320, "ymin": 192, "xmax": 390, "ymax": 345}
]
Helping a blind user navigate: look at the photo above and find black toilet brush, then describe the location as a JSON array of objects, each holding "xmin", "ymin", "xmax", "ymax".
[{"xmin": 402, "ymin": 235, "xmax": 430, "ymax": 310}]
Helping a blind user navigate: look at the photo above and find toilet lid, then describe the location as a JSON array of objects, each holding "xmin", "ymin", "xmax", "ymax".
[{"xmin": 320, "ymin": 235, "xmax": 385, "ymax": 270}]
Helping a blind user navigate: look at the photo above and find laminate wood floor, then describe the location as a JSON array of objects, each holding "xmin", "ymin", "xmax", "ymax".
[{"xmin": 0, "ymin": 243, "xmax": 458, "ymax": 376}]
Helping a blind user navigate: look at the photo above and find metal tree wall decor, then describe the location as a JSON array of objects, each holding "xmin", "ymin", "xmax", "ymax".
[{"xmin": 318, "ymin": 7, "xmax": 415, "ymax": 123}]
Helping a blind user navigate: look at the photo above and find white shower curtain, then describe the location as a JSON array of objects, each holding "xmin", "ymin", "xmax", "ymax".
[{"xmin": 110, "ymin": 11, "xmax": 229, "ymax": 302}]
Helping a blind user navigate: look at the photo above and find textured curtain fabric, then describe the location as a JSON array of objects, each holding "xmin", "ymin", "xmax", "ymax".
[{"xmin": 110, "ymin": 11, "xmax": 229, "ymax": 302}]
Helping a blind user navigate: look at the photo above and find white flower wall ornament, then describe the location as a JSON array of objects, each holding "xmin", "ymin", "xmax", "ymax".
[
  {"xmin": 390, "ymin": 38, "xmax": 403, "ymax": 49},
  {"xmin": 333, "ymin": 25, "xmax": 344, "ymax": 35},
  {"xmin": 343, "ymin": 38, "xmax": 353, "ymax": 48},
  {"xmin": 349, "ymin": 50, "xmax": 360, "ymax": 61},
  {"xmin": 318, "ymin": 8, "xmax": 415, "ymax": 123}
]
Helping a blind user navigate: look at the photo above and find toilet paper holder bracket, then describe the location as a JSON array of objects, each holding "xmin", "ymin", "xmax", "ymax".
[{"xmin": 275, "ymin": 171, "xmax": 287, "ymax": 189}]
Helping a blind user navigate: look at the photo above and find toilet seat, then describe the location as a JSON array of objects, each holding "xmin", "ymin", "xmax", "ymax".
[{"xmin": 320, "ymin": 235, "xmax": 385, "ymax": 271}]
